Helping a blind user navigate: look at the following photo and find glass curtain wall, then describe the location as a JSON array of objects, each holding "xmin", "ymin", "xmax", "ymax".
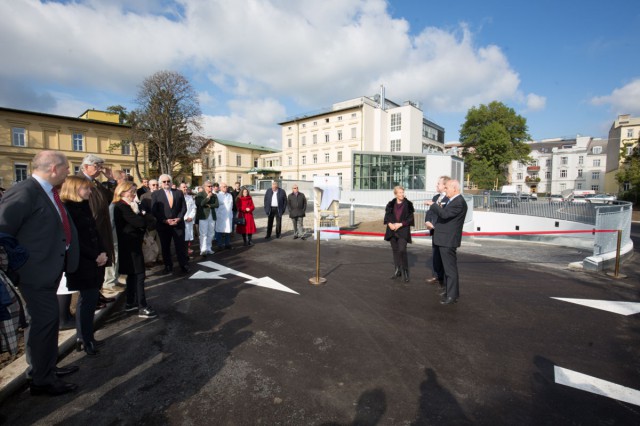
[{"xmin": 353, "ymin": 153, "xmax": 426, "ymax": 190}]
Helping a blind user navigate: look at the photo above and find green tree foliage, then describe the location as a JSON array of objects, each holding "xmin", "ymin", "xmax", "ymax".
[
  {"xmin": 616, "ymin": 139, "xmax": 640, "ymax": 203},
  {"xmin": 460, "ymin": 101, "xmax": 532, "ymax": 188},
  {"xmin": 135, "ymin": 70, "xmax": 203, "ymax": 176}
]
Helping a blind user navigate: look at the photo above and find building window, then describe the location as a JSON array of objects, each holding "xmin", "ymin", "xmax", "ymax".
[
  {"xmin": 390, "ymin": 139, "xmax": 401, "ymax": 152},
  {"xmin": 592, "ymin": 171, "xmax": 600, "ymax": 180},
  {"xmin": 302, "ymin": 123, "xmax": 306, "ymax": 128},
  {"xmin": 236, "ymin": 155, "xmax": 242, "ymax": 166},
  {"xmin": 218, "ymin": 155, "xmax": 222, "ymax": 165},
  {"xmin": 545, "ymin": 159, "xmax": 551, "ymax": 167},
  {"xmin": 12, "ymin": 127, "xmax": 26, "ymax": 147},
  {"xmin": 313, "ymin": 121, "xmax": 317, "ymax": 126},
  {"xmin": 288, "ymin": 156, "xmax": 292, "ymax": 166},
  {"xmin": 578, "ymin": 156, "xmax": 583, "ymax": 165},
  {"xmin": 212, "ymin": 157, "xmax": 216, "ymax": 167},
  {"xmin": 593, "ymin": 159, "xmax": 601, "ymax": 167},
  {"xmin": 121, "ymin": 141, "xmax": 131, "ymax": 155},
  {"xmin": 577, "ymin": 183, "xmax": 582, "ymax": 190},
  {"xmin": 623, "ymin": 181, "xmax": 631, "ymax": 191},
  {"xmin": 592, "ymin": 146, "xmax": 602, "ymax": 154},
  {"xmin": 560, "ymin": 170, "xmax": 567, "ymax": 178},
  {"xmin": 337, "ymin": 172, "xmax": 342, "ymax": 186},
  {"xmin": 516, "ymin": 184, "xmax": 522, "ymax": 192},
  {"xmin": 313, "ymin": 134, "xmax": 317, "ymax": 144},
  {"xmin": 325, "ymin": 153, "xmax": 330, "ymax": 163},
  {"xmin": 254, "ymin": 158, "xmax": 258, "ymax": 167},
  {"xmin": 545, "ymin": 171, "xmax": 551, "ymax": 179},
  {"xmin": 122, "ymin": 168, "xmax": 131, "ymax": 177},
  {"xmin": 74, "ymin": 166, "xmax": 80, "ymax": 175},
  {"xmin": 390, "ymin": 113, "xmax": 401, "ymax": 131},
  {"xmin": 626, "ymin": 145, "xmax": 634, "ymax": 156},
  {"xmin": 337, "ymin": 130, "xmax": 342, "ymax": 141},
  {"xmin": 561, "ymin": 156, "xmax": 568, "ymax": 165},
  {"xmin": 313, "ymin": 154, "xmax": 318, "ymax": 164},
  {"xmin": 287, "ymin": 138, "xmax": 292, "ymax": 148},
  {"xmin": 15, "ymin": 164, "xmax": 28, "ymax": 183},
  {"xmin": 352, "ymin": 153, "xmax": 426, "ymax": 190},
  {"xmin": 301, "ymin": 136, "xmax": 306, "ymax": 146},
  {"xmin": 73, "ymin": 133, "xmax": 84, "ymax": 151},
  {"xmin": 517, "ymin": 162, "xmax": 523, "ymax": 169},
  {"xmin": 301, "ymin": 174, "xmax": 306, "ymax": 180},
  {"xmin": 324, "ymin": 133, "xmax": 330, "ymax": 143},
  {"xmin": 560, "ymin": 183, "xmax": 567, "ymax": 191},
  {"xmin": 337, "ymin": 151, "xmax": 343, "ymax": 162},
  {"xmin": 627, "ymin": 129, "xmax": 634, "ymax": 138},
  {"xmin": 577, "ymin": 169, "xmax": 582, "ymax": 177},
  {"xmin": 301, "ymin": 155, "xmax": 306, "ymax": 165},
  {"xmin": 591, "ymin": 185, "xmax": 599, "ymax": 191},
  {"xmin": 338, "ymin": 116, "xmax": 342, "ymax": 121},
  {"xmin": 351, "ymin": 127, "xmax": 356, "ymax": 139},
  {"xmin": 517, "ymin": 173, "xmax": 523, "ymax": 180},
  {"xmin": 325, "ymin": 118, "xmax": 329, "ymax": 123}
]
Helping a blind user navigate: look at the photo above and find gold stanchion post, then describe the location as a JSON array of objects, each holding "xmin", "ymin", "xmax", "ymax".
[
  {"xmin": 309, "ymin": 229, "xmax": 327, "ymax": 285},
  {"xmin": 606, "ymin": 229, "xmax": 627, "ymax": 279}
]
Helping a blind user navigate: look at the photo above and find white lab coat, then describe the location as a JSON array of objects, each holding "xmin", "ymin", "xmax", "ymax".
[
  {"xmin": 215, "ymin": 192, "xmax": 234, "ymax": 233},
  {"xmin": 184, "ymin": 194, "xmax": 197, "ymax": 241}
]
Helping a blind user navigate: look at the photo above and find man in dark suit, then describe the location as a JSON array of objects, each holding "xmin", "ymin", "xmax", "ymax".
[
  {"xmin": 426, "ymin": 179, "xmax": 468, "ymax": 305},
  {"xmin": 152, "ymin": 174, "xmax": 189, "ymax": 274},
  {"xmin": 136, "ymin": 178, "xmax": 150, "ymax": 199},
  {"xmin": 0, "ymin": 150, "xmax": 80, "ymax": 396},
  {"xmin": 424, "ymin": 176, "xmax": 450, "ymax": 289},
  {"xmin": 263, "ymin": 181, "xmax": 287, "ymax": 239}
]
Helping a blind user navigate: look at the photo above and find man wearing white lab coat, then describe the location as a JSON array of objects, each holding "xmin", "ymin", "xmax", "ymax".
[{"xmin": 215, "ymin": 182, "xmax": 234, "ymax": 250}]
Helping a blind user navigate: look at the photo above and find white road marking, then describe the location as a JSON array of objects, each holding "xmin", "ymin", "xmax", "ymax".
[
  {"xmin": 554, "ymin": 366, "xmax": 640, "ymax": 406},
  {"xmin": 190, "ymin": 261, "xmax": 299, "ymax": 295},
  {"xmin": 552, "ymin": 298, "xmax": 640, "ymax": 316}
]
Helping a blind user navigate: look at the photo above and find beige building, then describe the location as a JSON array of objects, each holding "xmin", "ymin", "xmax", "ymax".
[
  {"xmin": 0, "ymin": 107, "xmax": 145, "ymax": 188},
  {"xmin": 277, "ymin": 88, "xmax": 445, "ymax": 189},
  {"xmin": 605, "ymin": 114, "xmax": 640, "ymax": 193},
  {"xmin": 200, "ymin": 138, "xmax": 279, "ymax": 186}
]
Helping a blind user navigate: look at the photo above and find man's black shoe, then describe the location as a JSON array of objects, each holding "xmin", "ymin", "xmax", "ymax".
[
  {"xmin": 161, "ymin": 267, "xmax": 172, "ymax": 275},
  {"xmin": 440, "ymin": 297, "xmax": 458, "ymax": 305},
  {"xmin": 30, "ymin": 380, "xmax": 78, "ymax": 396},
  {"xmin": 180, "ymin": 265, "xmax": 190, "ymax": 274},
  {"xmin": 54, "ymin": 365, "xmax": 79, "ymax": 377},
  {"xmin": 59, "ymin": 321, "xmax": 75, "ymax": 331},
  {"xmin": 99, "ymin": 294, "xmax": 116, "ymax": 303}
]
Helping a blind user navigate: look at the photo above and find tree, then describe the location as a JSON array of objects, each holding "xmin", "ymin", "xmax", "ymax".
[
  {"xmin": 616, "ymin": 138, "xmax": 640, "ymax": 203},
  {"xmin": 105, "ymin": 105, "xmax": 149, "ymax": 181},
  {"xmin": 460, "ymin": 101, "xmax": 532, "ymax": 188},
  {"xmin": 135, "ymin": 70, "xmax": 202, "ymax": 177}
]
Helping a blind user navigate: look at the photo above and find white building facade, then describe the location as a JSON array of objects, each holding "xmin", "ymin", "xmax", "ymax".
[
  {"xmin": 277, "ymin": 89, "xmax": 446, "ymax": 190},
  {"xmin": 509, "ymin": 136, "xmax": 608, "ymax": 195}
]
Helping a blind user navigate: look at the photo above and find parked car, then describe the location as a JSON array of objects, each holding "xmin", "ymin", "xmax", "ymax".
[
  {"xmin": 570, "ymin": 195, "xmax": 588, "ymax": 203},
  {"xmin": 585, "ymin": 193, "xmax": 617, "ymax": 204},
  {"xmin": 548, "ymin": 194, "xmax": 564, "ymax": 203},
  {"xmin": 494, "ymin": 194, "xmax": 519, "ymax": 207},
  {"xmin": 243, "ymin": 184, "xmax": 256, "ymax": 192}
]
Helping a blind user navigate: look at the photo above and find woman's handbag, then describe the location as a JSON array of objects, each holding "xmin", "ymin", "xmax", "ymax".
[{"xmin": 233, "ymin": 216, "xmax": 246, "ymax": 226}]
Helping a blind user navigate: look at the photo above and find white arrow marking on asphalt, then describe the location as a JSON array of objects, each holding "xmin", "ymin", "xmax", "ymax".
[
  {"xmin": 552, "ymin": 298, "xmax": 640, "ymax": 316},
  {"xmin": 190, "ymin": 261, "xmax": 299, "ymax": 295},
  {"xmin": 554, "ymin": 366, "xmax": 640, "ymax": 406}
]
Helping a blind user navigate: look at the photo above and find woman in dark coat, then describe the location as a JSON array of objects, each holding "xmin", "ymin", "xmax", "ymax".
[
  {"xmin": 61, "ymin": 176, "xmax": 108, "ymax": 356},
  {"xmin": 235, "ymin": 188, "xmax": 257, "ymax": 246},
  {"xmin": 113, "ymin": 181, "xmax": 157, "ymax": 319},
  {"xmin": 383, "ymin": 185, "xmax": 415, "ymax": 282}
]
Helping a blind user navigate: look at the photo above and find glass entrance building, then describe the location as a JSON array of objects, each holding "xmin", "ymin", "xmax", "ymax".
[{"xmin": 352, "ymin": 152, "xmax": 427, "ymax": 190}]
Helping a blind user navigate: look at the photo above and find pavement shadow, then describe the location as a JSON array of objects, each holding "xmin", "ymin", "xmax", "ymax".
[
  {"xmin": 320, "ymin": 388, "xmax": 387, "ymax": 426},
  {"xmin": 411, "ymin": 368, "xmax": 472, "ymax": 425}
]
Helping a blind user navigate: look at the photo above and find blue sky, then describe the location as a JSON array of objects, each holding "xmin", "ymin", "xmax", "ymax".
[{"xmin": 1, "ymin": 0, "xmax": 639, "ymax": 147}]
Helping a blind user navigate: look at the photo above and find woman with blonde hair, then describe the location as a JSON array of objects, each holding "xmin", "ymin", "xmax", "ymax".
[
  {"xmin": 113, "ymin": 181, "xmax": 157, "ymax": 319},
  {"xmin": 383, "ymin": 185, "xmax": 415, "ymax": 283},
  {"xmin": 60, "ymin": 175, "xmax": 108, "ymax": 356}
]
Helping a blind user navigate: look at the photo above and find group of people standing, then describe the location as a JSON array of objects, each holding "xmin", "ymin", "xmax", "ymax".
[{"xmin": 384, "ymin": 176, "xmax": 468, "ymax": 305}]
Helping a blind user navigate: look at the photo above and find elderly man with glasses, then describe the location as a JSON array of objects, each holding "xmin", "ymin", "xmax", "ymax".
[
  {"xmin": 287, "ymin": 185, "xmax": 307, "ymax": 240},
  {"xmin": 151, "ymin": 174, "xmax": 189, "ymax": 274}
]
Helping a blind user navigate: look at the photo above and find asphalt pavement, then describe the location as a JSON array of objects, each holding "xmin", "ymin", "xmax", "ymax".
[{"xmin": 0, "ymin": 222, "xmax": 638, "ymax": 425}]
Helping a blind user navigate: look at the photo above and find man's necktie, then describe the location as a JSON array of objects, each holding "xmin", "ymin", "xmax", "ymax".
[
  {"xmin": 52, "ymin": 187, "xmax": 72, "ymax": 245},
  {"xmin": 167, "ymin": 190, "xmax": 173, "ymax": 208}
]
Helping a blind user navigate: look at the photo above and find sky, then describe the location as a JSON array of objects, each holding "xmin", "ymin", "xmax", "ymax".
[{"xmin": 1, "ymin": 0, "xmax": 639, "ymax": 149}]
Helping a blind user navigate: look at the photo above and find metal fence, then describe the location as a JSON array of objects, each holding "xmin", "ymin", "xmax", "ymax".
[{"xmin": 593, "ymin": 203, "xmax": 633, "ymax": 256}]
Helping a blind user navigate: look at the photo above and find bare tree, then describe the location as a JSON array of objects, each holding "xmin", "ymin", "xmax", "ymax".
[
  {"xmin": 135, "ymin": 70, "xmax": 202, "ymax": 176},
  {"xmin": 106, "ymin": 105, "xmax": 149, "ymax": 181}
]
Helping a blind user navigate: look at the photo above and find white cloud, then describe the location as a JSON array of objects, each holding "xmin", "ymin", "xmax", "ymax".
[
  {"xmin": 0, "ymin": 0, "xmax": 536, "ymax": 141},
  {"xmin": 525, "ymin": 93, "xmax": 546, "ymax": 111},
  {"xmin": 590, "ymin": 78, "xmax": 640, "ymax": 115}
]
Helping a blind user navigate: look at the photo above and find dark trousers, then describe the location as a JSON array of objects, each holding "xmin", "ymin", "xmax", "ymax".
[
  {"xmin": 431, "ymin": 242, "xmax": 444, "ymax": 281},
  {"xmin": 291, "ymin": 217, "xmax": 304, "ymax": 237},
  {"xmin": 76, "ymin": 288, "xmax": 100, "ymax": 345},
  {"xmin": 266, "ymin": 210, "xmax": 282, "ymax": 237},
  {"xmin": 389, "ymin": 236, "xmax": 409, "ymax": 270},
  {"xmin": 126, "ymin": 272, "xmax": 147, "ymax": 308},
  {"xmin": 215, "ymin": 232, "xmax": 231, "ymax": 248},
  {"xmin": 158, "ymin": 226, "xmax": 188, "ymax": 269},
  {"xmin": 20, "ymin": 284, "xmax": 59, "ymax": 386},
  {"xmin": 439, "ymin": 246, "xmax": 460, "ymax": 298}
]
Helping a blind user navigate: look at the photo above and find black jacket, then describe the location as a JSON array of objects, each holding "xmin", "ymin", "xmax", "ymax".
[
  {"xmin": 64, "ymin": 201, "xmax": 105, "ymax": 290},
  {"xmin": 287, "ymin": 192, "xmax": 307, "ymax": 218},
  {"xmin": 383, "ymin": 198, "xmax": 415, "ymax": 243},
  {"xmin": 428, "ymin": 195, "xmax": 468, "ymax": 248},
  {"xmin": 114, "ymin": 201, "xmax": 154, "ymax": 275}
]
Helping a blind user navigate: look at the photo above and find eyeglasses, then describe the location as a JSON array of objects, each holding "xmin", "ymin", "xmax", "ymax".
[{"xmin": 161, "ymin": 180, "xmax": 171, "ymax": 183}]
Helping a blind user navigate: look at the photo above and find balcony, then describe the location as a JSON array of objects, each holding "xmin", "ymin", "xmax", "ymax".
[
  {"xmin": 527, "ymin": 166, "xmax": 541, "ymax": 172},
  {"xmin": 525, "ymin": 176, "xmax": 541, "ymax": 186}
]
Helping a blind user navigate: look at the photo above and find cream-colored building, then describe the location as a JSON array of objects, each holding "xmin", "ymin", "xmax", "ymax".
[
  {"xmin": 200, "ymin": 138, "xmax": 279, "ymax": 186},
  {"xmin": 605, "ymin": 114, "xmax": 640, "ymax": 193},
  {"xmin": 277, "ymin": 88, "xmax": 445, "ymax": 189},
  {"xmin": 0, "ymin": 107, "xmax": 146, "ymax": 189}
]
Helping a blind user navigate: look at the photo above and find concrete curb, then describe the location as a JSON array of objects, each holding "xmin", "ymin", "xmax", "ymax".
[{"xmin": 0, "ymin": 290, "xmax": 125, "ymax": 403}]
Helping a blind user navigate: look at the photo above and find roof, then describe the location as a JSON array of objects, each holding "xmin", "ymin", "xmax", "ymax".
[
  {"xmin": 210, "ymin": 138, "xmax": 279, "ymax": 153},
  {"xmin": 0, "ymin": 106, "xmax": 131, "ymax": 128}
]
